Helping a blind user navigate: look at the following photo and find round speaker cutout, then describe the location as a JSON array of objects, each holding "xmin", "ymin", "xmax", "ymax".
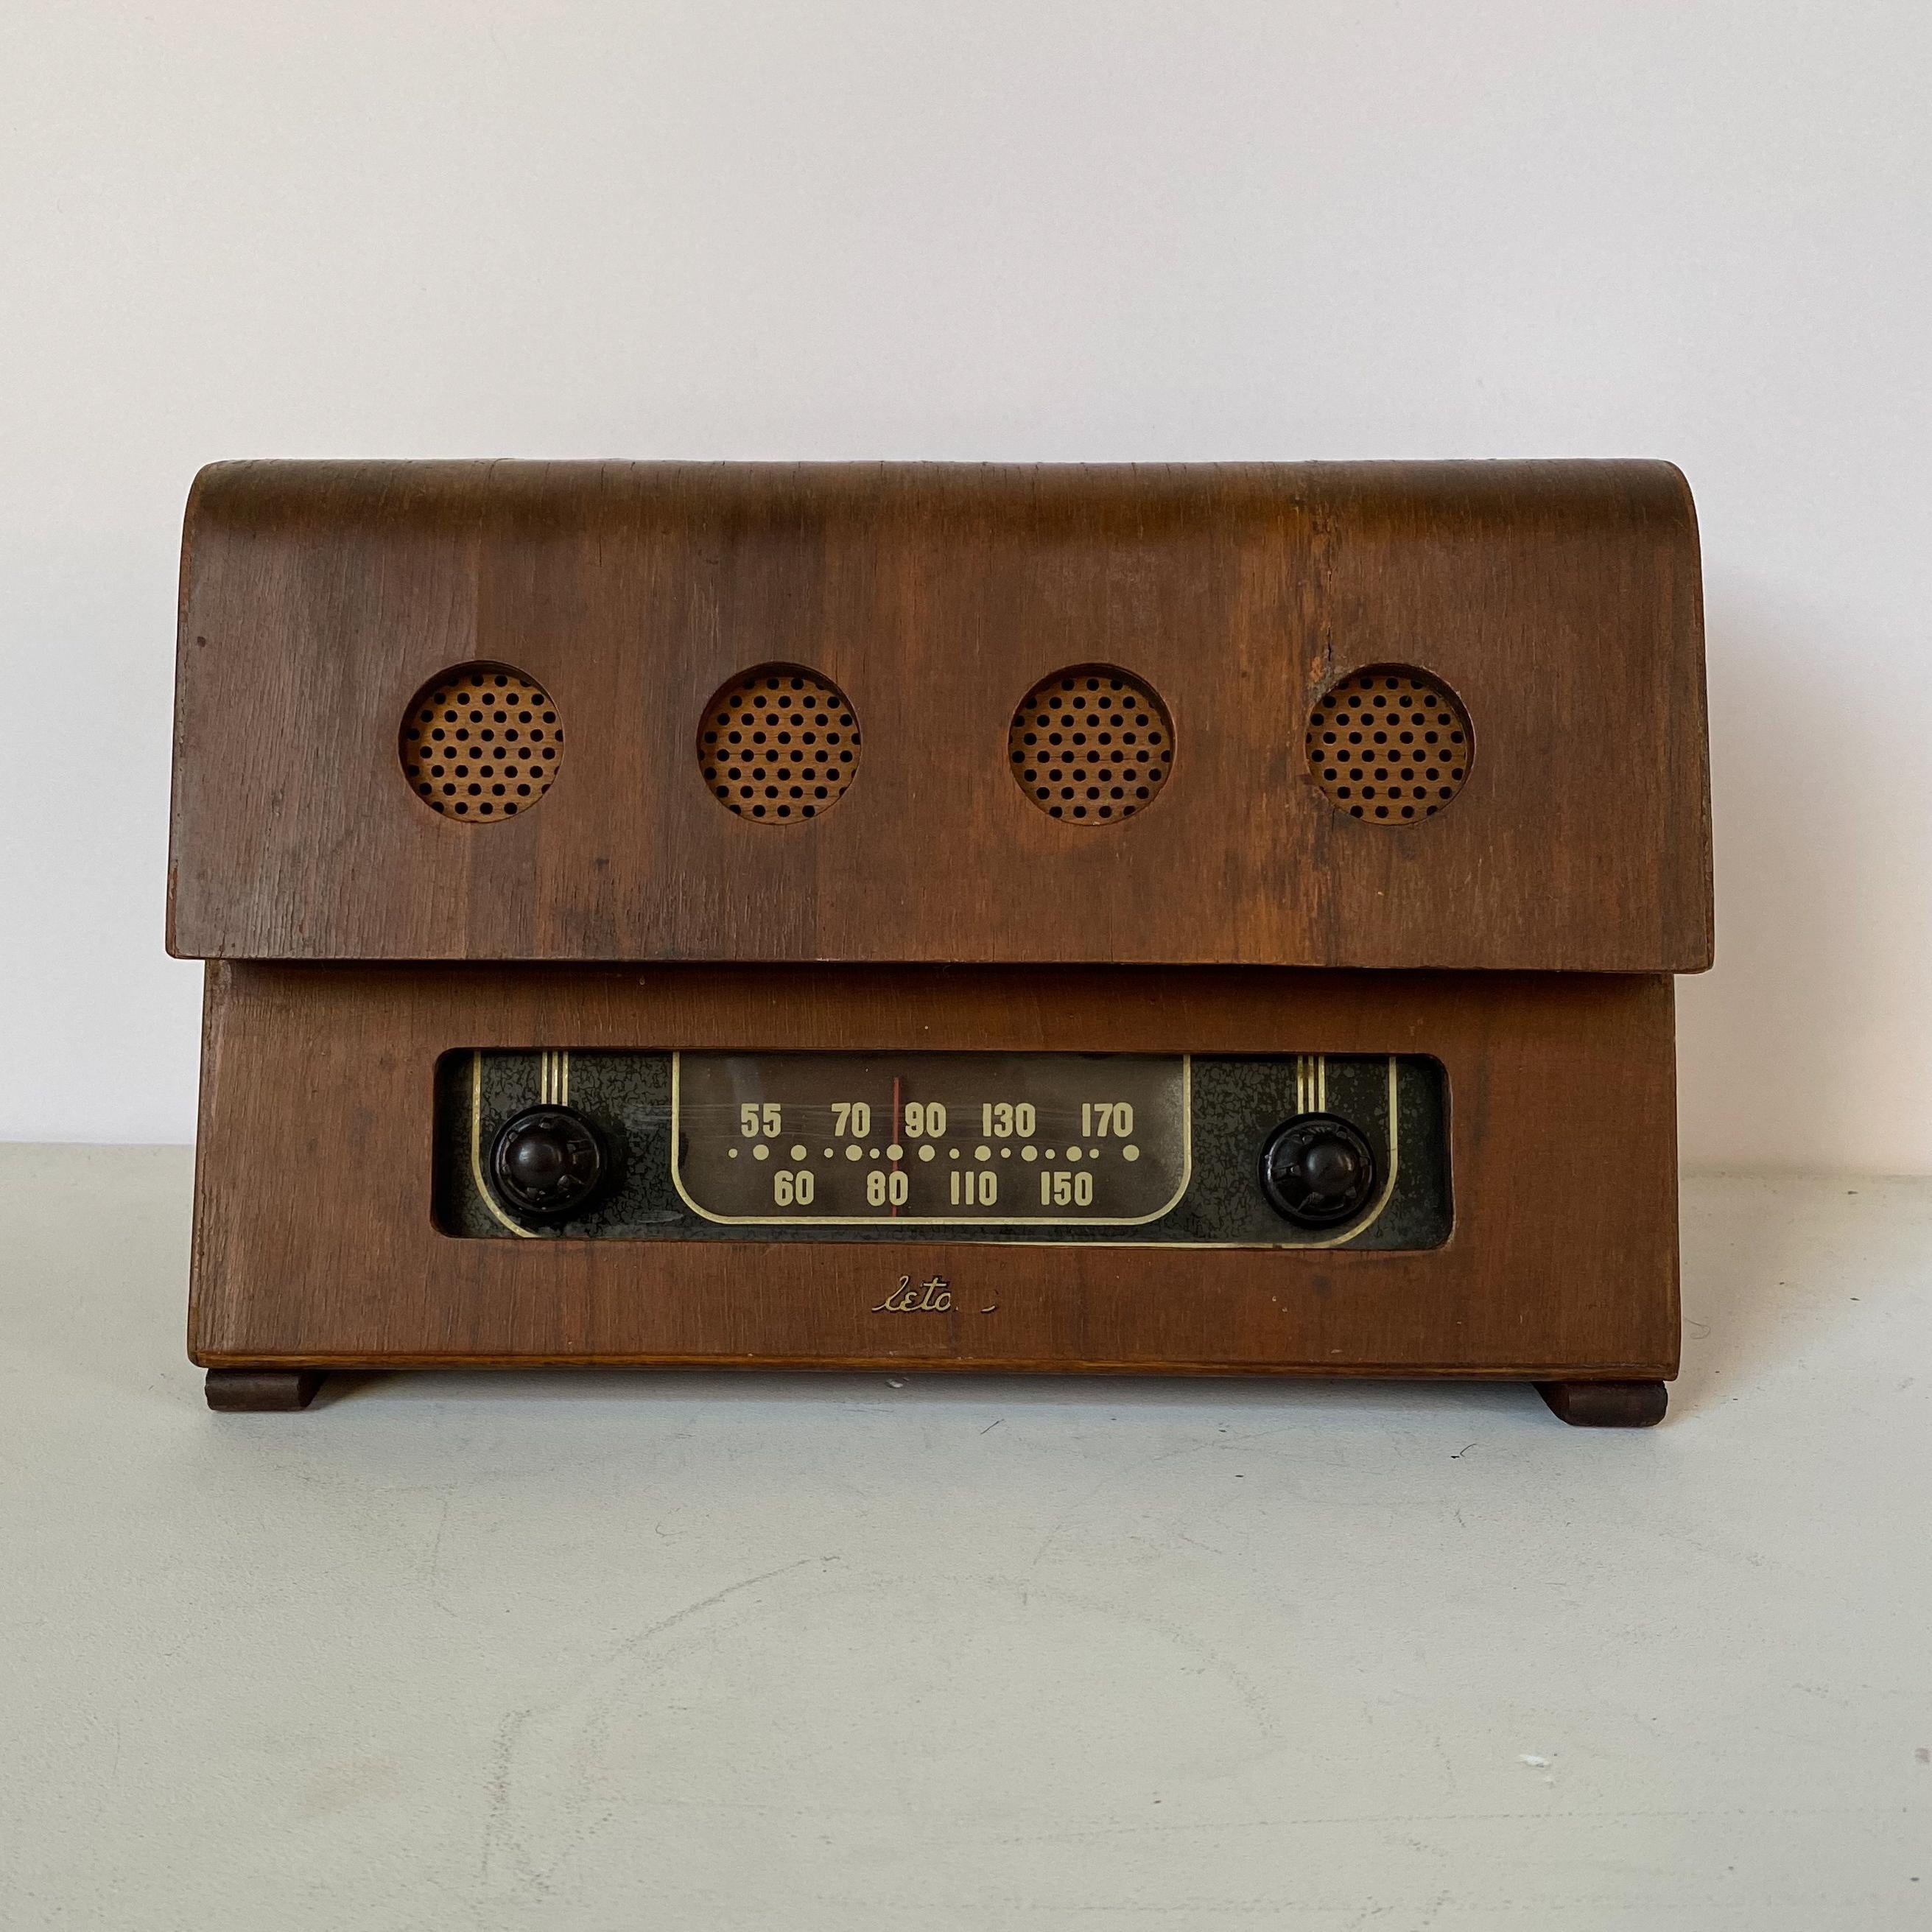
[
  {"xmin": 1008, "ymin": 666, "xmax": 1173, "ymax": 823},
  {"xmin": 1305, "ymin": 665, "xmax": 1472, "ymax": 823},
  {"xmin": 401, "ymin": 663, "xmax": 563, "ymax": 820},
  {"xmin": 698, "ymin": 665, "xmax": 861, "ymax": 822}
]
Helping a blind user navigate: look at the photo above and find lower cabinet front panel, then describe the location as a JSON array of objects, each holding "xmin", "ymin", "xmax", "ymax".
[{"xmin": 188, "ymin": 963, "xmax": 1681, "ymax": 1380}]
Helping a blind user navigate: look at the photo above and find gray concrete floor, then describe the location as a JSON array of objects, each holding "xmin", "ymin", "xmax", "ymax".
[{"xmin": 1, "ymin": 1146, "xmax": 1928, "ymax": 1930}]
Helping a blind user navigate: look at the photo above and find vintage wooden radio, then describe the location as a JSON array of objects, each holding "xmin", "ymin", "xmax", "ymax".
[{"xmin": 168, "ymin": 460, "xmax": 1712, "ymax": 1422}]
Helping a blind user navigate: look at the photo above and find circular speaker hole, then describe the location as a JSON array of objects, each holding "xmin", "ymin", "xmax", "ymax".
[
  {"xmin": 698, "ymin": 664, "xmax": 862, "ymax": 822},
  {"xmin": 1008, "ymin": 665, "xmax": 1173, "ymax": 824},
  {"xmin": 399, "ymin": 662, "xmax": 562, "ymax": 821},
  {"xmin": 1304, "ymin": 664, "xmax": 1472, "ymax": 823}
]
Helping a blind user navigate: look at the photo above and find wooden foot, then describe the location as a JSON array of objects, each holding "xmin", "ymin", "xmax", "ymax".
[
  {"xmin": 205, "ymin": 1368, "xmax": 326, "ymax": 1412},
  {"xmin": 1535, "ymin": 1380, "xmax": 1667, "ymax": 1427}
]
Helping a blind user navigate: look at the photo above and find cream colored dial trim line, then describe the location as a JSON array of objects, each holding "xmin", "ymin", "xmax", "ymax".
[
  {"xmin": 469, "ymin": 1050, "xmax": 538, "ymax": 1239},
  {"xmin": 1300, "ymin": 1056, "xmax": 1399, "ymax": 1249},
  {"xmin": 535, "ymin": 1050, "xmax": 572, "ymax": 1106}
]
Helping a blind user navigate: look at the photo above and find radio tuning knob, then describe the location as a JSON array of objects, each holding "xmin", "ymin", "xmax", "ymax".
[
  {"xmin": 488, "ymin": 1106, "xmax": 611, "ymax": 1221},
  {"xmin": 1259, "ymin": 1114, "xmax": 1378, "ymax": 1229}
]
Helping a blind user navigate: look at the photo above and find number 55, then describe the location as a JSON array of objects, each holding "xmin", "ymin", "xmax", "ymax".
[{"xmin": 740, "ymin": 1102, "xmax": 781, "ymax": 1138}]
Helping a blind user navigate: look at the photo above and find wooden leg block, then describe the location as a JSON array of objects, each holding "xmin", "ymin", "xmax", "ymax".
[
  {"xmin": 1535, "ymin": 1379, "xmax": 1668, "ymax": 1427},
  {"xmin": 205, "ymin": 1368, "xmax": 326, "ymax": 1412}
]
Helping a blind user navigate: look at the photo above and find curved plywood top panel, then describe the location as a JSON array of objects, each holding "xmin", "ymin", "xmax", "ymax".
[{"xmin": 167, "ymin": 460, "xmax": 1711, "ymax": 970}]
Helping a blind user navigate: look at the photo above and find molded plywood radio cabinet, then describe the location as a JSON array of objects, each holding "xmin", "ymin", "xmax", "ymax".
[{"xmin": 168, "ymin": 461, "xmax": 1712, "ymax": 1423}]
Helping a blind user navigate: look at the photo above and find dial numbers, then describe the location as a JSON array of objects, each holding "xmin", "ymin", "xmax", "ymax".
[{"xmin": 672, "ymin": 1051, "xmax": 1189, "ymax": 1226}]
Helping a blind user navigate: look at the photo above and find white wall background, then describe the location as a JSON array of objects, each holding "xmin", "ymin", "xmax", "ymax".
[{"xmin": 2, "ymin": 1, "xmax": 1927, "ymax": 1170}]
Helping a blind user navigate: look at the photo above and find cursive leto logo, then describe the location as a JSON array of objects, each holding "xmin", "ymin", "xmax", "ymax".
[{"xmin": 873, "ymin": 1276, "xmax": 952, "ymax": 1313}]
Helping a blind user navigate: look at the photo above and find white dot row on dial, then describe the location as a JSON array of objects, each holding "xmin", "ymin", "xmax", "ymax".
[{"xmin": 725, "ymin": 1142, "xmax": 1142, "ymax": 1163}]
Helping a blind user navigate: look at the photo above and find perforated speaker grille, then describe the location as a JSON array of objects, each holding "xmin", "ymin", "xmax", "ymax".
[
  {"xmin": 401, "ymin": 664, "xmax": 562, "ymax": 820},
  {"xmin": 1305, "ymin": 665, "xmax": 1472, "ymax": 822},
  {"xmin": 698, "ymin": 666, "xmax": 861, "ymax": 821},
  {"xmin": 1008, "ymin": 667, "xmax": 1173, "ymax": 823}
]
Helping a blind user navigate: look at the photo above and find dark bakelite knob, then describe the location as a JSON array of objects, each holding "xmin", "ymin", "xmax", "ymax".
[
  {"xmin": 1259, "ymin": 1114, "xmax": 1378, "ymax": 1228},
  {"xmin": 488, "ymin": 1106, "xmax": 611, "ymax": 1221}
]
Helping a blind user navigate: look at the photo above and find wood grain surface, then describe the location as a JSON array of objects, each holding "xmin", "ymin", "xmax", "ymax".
[
  {"xmin": 188, "ymin": 963, "xmax": 1682, "ymax": 1380},
  {"xmin": 167, "ymin": 461, "xmax": 1713, "ymax": 972}
]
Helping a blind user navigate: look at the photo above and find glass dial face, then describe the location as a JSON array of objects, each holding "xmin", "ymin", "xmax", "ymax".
[{"xmin": 672, "ymin": 1052, "xmax": 1190, "ymax": 1225}]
